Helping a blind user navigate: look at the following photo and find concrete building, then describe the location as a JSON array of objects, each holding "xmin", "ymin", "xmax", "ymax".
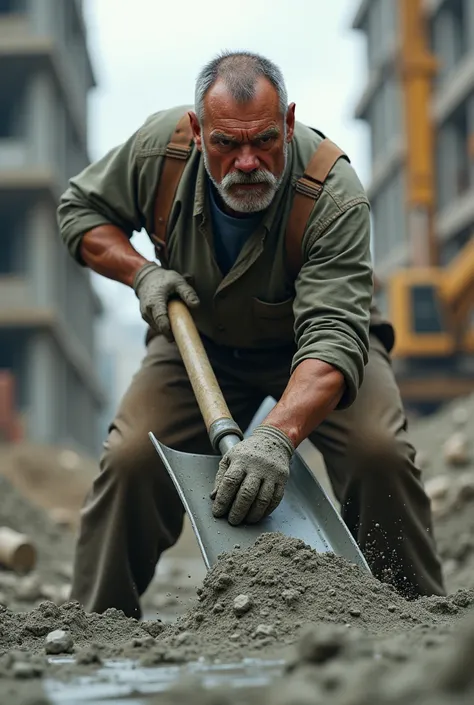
[
  {"xmin": 352, "ymin": 0, "xmax": 474, "ymax": 412},
  {"xmin": 0, "ymin": 0, "xmax": 106, "ymax": 453}
]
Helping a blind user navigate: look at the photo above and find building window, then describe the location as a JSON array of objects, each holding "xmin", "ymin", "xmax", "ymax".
[
  {"xmin": 436, "ymin": 104, "xmax": 471, "ymax": 209},
  {"xmin": 439, "ymin": 229, "xmax": 472, "ymax": 266},
  {"xmin": 371, "ymin": 170, "xmax": 406, "ymax": 266},
  {"xmin": 430, "ymin": 0, "xmax": 468, "ymax": 85},
  {"xmin": 410, "ymin": 285, "xmax": 445, "ymax": 334}
]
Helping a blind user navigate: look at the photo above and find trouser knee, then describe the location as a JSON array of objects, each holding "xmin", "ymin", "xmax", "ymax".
[
  {"xmin": 100, "ymin": 430, "xmax": 163, "ymax": 487},
  {"xmin": 348, "ymin": 427, "xmax": 418, "ymax": 483}
]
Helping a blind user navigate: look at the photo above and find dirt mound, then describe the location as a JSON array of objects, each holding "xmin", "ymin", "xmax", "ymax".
[
  {"xmin": 2, "ymin": 533, "xmax": 472, "ymax": 666},
  {"xmin": 0, "ymin": 600, "xmax": 156, "ymax": 656},
  {"xmin": 409, "ymin": 394, "xmax": 474, "ymax": 593},
  {"xmin": 0, "ymin": 441, "xmax": 97, "ymax": 529},
  {"xmin": 149, "ymin": 533, "xmax": 472, "ymax": 662},
  {"xmin": 0, "ymin": 475, "xmax": 73, "ymax": 611}
]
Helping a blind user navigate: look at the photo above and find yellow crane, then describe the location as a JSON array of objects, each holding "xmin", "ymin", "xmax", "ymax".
[{"xmin": 383, "ymin": 0, "xmax": 474, "ymax": 405}]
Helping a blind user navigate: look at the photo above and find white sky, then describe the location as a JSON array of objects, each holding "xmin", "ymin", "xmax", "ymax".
[{"xmin": 82, "ymin": 0, "xmax": 370, "ymax": 322}]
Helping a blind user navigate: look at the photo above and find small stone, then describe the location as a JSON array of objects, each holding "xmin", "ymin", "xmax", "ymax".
[
  {"xmin": 253, "ymin": 624, "xmax": 275, "ymax": 638},
  {"xmin": 229, "ymin": 632, "xmax": 241, "ymax": 641},
  {"xmin": 12, "ymin": 661, "xmax": 38, "ymax": 679},
  {"xmin": 387, "ymin": 604, "xmax": 397, "ymax": 613},
  {"xmin": 175, "ymin": 631, "xmax": 190, "ymax": 645},
  {"xmin": 45, "ymin": 629, "xmax": 74, "ymax": 655},
  {"xmin": 425, "ymin": 475, "xmax": 450, "ymax": 502},
  {"xmin": 233, "ymin": 544, "xmax": 241, "ymax": 549},
  {"xmin": 281, "ymin": 588, "xmax": 300, "ymax": 606},
  {"xmin": 233, "ymin": 594, "xmax": 252, "ymax": 616},
  {"xmin": 76, "ymin": 644, "xmax": 102, "ymax": 665},
  {"xmin": 457, "ymin": 474, "xmax": 474, "ymax": 503},
  {"xmin": 443, "ymin": 432, "xmax": 469, "ymax": 467},
  {"xmin": 349, "ymin": 608, "xmax": 361, "ymax": 617},
  {"xmin": 212, "ymin": 602, "xmax": 225, "ymax": 614},
  {"xmin": 215, "ymin": 573, "xmax": 233, "ymax": 591},
  {"xmin": 297, "ymin": 624, "xmax": 346, "ymax": 664},
  {"xmin": 260, "ymin": 608, "xmax": 270, "ymax": 617}
]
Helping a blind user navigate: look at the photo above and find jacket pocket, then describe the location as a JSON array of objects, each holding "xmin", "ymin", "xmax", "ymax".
[{"xmin": 252, "ymin": 297, "xmax": 295, "ymax": 342}]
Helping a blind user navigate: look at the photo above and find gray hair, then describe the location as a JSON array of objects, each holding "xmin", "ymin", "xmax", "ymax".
[{"xmin": 195, "ymin": 50, "xmax": 288, "ymax": 124}]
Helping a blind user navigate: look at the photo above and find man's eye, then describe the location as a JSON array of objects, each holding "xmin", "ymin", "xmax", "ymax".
[
  {"xmin": 219, "ymin": 139, "xmax": 232, "ymax": 147},
  {"xmin": 256, "ymin": 136, "xmax": 273, "ymax": 147}
]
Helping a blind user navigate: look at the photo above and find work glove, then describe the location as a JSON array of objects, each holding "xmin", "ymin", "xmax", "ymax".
[
  {"xmin": 133, "ymin": 262, "xmax": 200, "ymax": 342},
  {"xmin": 211, "ymin": 424, "xmax": 294, "ymax": 526}
]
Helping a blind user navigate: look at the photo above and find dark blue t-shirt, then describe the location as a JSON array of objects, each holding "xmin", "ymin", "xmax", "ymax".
[{"xmin": 208, "ymin": 184, "xmax": 263, "ymax": 276}]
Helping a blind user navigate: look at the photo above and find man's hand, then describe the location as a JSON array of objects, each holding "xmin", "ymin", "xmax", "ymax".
[
  {"xmin": 211, "ymin": 424, "xmax": 294, "ymax": 526},
  {"xmin": 133, "ymin": 262, "xmax": 200, "ymax": 341}
]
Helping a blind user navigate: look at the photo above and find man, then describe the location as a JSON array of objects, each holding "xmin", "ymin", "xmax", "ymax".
[{"xmin": 57, "ymin": 51, "xmax": 444, "ymax": 619}]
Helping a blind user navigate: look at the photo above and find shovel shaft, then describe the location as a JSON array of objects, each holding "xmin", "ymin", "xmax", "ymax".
[{"xmin": 168, "ymin": 299, "xmax": 243, "ymax": 451}]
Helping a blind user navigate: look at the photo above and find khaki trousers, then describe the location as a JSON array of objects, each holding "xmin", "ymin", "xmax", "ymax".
[{"xmin": 71, "ymin": 333, "xmax": 445, "ymax": 618}]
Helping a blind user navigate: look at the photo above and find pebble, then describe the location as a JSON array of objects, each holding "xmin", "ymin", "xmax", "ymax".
[
  {"xmin": 443, "ymin": 432, "xmax": 470, "ymax": 467},
  {"xmin": 296, "ymin": 624, "xmax": 346, "ymax": 664},
  {"xmin": 44, "ymin": 629, "xmax": 74, "ymax": 655},
  {"xmin": 253, "ymin": 624, "xmax": 275, "ymax": 638},
  {"xmin": 233, "ymin": 594, "xmax": 252, "ymax": 616},
  {"xmin": 12, "ymin": 661, "xmax": 40, "ymax": 679},
  {"xmin": 281, "ymin": 588, "xmax": 300, "ymax": 606}
]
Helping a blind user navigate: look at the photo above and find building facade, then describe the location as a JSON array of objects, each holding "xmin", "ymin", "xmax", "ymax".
[
  {"xmin": 352, "ymin": 0, "xmax": 474, "ymax": 412},
  {"xmin": 0, "ymin": 0, "xmax": 106, "ymax": 453}
]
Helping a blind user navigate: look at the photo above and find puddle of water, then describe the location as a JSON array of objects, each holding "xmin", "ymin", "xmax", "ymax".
[{"xmin": 43, "ymin": 656, "xmax": 285, "ymax": 704}]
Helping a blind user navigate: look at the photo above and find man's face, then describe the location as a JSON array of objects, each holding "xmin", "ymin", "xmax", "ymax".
[{"xmin": 189, "ymin": 77, "xmax": 295, "ymax": 215}]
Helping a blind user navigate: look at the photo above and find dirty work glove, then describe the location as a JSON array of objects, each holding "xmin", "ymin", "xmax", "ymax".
[
  {"xmin": 133, "ymin": 262, "xmax": 199, "ymax": 342},
  {"xmin": 211, "ymin": 424, "xmax": 294, "ymax": 526}
]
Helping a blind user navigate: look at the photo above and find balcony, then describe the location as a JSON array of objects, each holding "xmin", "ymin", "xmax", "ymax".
[
  {"xmin": 0, "ymin": 13, "xmax": 92, "ymax": 148},
  {"xmin": 431, "ymin": 53, "xmax": 474, "ymax": 124},
  {"xmin": 0, "ymin": 274, "xmax": 105, "ymax": 405}
]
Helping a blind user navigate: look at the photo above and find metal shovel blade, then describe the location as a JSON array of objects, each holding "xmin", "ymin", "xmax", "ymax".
[{"xmin": 149, "ymin": 433, "xmax": 370, "ymax": 574}]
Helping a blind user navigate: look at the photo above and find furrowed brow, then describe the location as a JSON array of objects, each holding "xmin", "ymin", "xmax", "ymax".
[
  {"xmin": 252, "ymin": 127, "xmax": 280, "ymax": 141},
  {"xmin": 210, "ymin": 131, "xmax": 237, "ymax": 143}
]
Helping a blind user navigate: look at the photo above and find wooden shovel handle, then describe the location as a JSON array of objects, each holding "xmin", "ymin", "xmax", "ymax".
[{"xmin": 168, "ymin": 299, "xmax": 233, "ymax": 432}]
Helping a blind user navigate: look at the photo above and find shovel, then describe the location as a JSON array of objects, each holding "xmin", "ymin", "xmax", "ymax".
[{"xmin": 149, "ymin": 299, "xmax": 370, "ymax": 574}]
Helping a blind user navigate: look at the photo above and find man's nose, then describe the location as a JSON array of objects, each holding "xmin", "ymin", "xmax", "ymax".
[{"xmin": 234, "ymin": 147, "xmax": 260, "ymax": 173}]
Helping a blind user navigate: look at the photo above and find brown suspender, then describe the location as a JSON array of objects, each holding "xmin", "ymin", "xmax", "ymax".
[
  {"xmin": 285, "ymin": 138, "xmax": 348, "ymax": 277},
  {"xmin": 151, "ymin": 114, "xmax": 194, "ymax": 267},
  {"xmin": 151, "ymin": 115, "xmax": 348, "ymax": 277}
]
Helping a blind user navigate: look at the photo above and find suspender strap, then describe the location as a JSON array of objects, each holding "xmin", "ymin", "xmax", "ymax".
[
  {"xmin": 151, "ymin": 114, "xmax": 194, "ymax": 267},
  {"xmin": 285, "ymin": 138, "xmax": 348, "ymax": 278}
]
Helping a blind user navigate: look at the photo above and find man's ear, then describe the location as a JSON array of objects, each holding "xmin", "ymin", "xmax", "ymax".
[
  {"xmin": 188, "ymin": 111, "xmax": 202, "ymax": 151},
  {"xmin": 285, "ymin": 103, "xmax": 296, "ymax": 142}
]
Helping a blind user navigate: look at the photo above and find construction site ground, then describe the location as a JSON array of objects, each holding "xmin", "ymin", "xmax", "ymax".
[{"xmin": 1, "ymin": 394, "xmax": 474, "ymax": 704}]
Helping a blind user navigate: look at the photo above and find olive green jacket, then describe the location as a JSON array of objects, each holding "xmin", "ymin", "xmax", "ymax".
[{"xmin": 57, "ymin": 104, "xmax": 393, "ymax": 409}]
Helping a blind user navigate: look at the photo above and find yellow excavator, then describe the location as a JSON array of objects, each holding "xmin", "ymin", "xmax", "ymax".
[{"xmin": 385, "ymin": 238, "xmax": 474, "ymax": 412}]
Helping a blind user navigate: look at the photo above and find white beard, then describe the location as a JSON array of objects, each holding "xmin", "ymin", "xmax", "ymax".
[{"xmin": 201, "ymin": 140, "xmax": 288, "ymax": 214}]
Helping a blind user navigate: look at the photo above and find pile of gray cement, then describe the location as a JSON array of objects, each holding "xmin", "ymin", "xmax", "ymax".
[
  {"xmin": 1, "ymin": 395, "xmax": 474, "ymax": 703},
  {"xmin": 1, "ymin": 533, "xmax": 473, "ymax": 668}
]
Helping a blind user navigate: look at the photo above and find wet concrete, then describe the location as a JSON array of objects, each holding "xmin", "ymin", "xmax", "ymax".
[{"xmin": 44, "ymin": 656, "xmax": 284, "ymax": 703}]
